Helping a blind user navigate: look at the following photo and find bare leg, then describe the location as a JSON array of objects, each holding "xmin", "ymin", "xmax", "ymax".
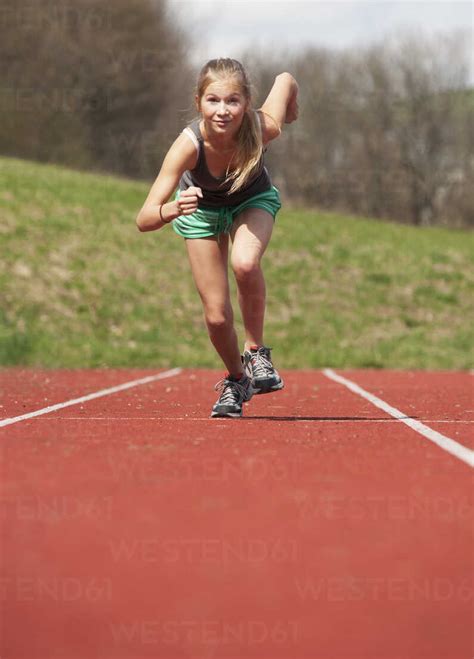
[
  {"xmin": 230, "ymin": 208, "xmax": 274, "ymax": 352},
  {"xmin": 185, "ymin": 234, "xmax": 243, "ymax": 377}
]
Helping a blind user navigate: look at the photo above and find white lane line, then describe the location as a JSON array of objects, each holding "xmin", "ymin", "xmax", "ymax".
[
  {"xmin": 18, "ymin": 417, "xmax": 474, "ymax": 424},
  {"xmin": 323, "ymin": 368, "xmax": 474, "ymax": 469},
  {"xmin": 0, "ymin": 368, "xmax": 182, "ymax": 429}
]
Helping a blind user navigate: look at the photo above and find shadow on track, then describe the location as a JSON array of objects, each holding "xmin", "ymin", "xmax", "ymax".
[{"xmin": 241, "ymin": 416, "xmax": 417, "ymax": 421}]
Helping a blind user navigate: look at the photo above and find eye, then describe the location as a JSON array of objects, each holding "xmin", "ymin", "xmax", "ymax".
[{"xmin": 207, "ymin": 98, "xmax": 240, "ymax": 104}]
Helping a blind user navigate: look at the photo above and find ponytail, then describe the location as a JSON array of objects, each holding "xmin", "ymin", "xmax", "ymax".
[{"xmin": 224, "ymin": 107, "xmax": 263, "ymax": 194}]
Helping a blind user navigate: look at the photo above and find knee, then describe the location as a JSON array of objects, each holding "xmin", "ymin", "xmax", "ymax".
[
  {"xmin": 232, "ymin": 256, "xmax": 261, "ymax": 281},
  {"xmin": 205, "ymin": 308, "xmax": 233, "ymax": 333}
]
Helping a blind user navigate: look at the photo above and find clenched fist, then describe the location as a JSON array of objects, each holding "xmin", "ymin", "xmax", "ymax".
[{"xmin": 176, "ymin": 186, "xmax": 203, "ymax": 215}]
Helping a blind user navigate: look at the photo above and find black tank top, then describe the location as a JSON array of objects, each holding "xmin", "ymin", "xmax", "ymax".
[{"xmin": 178, "ymin": 113, "xmax": 272, "ymax": 208}]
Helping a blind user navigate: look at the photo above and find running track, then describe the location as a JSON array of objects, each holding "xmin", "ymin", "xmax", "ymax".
[{"xmin": 1, "ymin": 368, "xmax": 472, "ymax": 658}]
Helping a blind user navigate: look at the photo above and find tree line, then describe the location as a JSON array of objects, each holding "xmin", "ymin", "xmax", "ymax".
[
  {"xmin": 1, "ymin": 0, "xmax": 472, "ymax": 227},
  {"xmin": 251, "ymin": 31, "xmax": 473, "ymax": 228}
]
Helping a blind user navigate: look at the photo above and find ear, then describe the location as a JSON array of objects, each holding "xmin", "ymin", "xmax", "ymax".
[{"xmin": 194, "ymin": 95, "xmax": 201, "ymax": 113}]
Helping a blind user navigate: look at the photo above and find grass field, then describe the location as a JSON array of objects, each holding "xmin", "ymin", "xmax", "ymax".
[{"xmin": 1, "ymin": 155, "xmax": 472, "ymax": 370}]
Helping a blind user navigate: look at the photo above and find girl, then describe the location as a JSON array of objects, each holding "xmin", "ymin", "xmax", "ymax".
[{"xmin": 136, "ymin": 58, "xmax": 299, "ymax": 418}]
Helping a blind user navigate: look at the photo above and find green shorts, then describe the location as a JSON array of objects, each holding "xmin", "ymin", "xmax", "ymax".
[{"xmin": 172, "ymin": 185, "xmax": 282, "ymax": 239}]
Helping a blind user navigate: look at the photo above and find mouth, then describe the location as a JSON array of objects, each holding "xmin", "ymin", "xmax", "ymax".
[{"xmin": 215, "ymin": 120, "xmax": 230, "ymax": 127}]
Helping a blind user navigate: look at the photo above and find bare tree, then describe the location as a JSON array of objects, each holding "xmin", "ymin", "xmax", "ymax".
[
  {"xmin": 0, "ymin": 0, "xmax": 195, "ymax": 178},
  {"xmin": 242, "ymin": 30, "xmax": 473, "ymax": 227}
]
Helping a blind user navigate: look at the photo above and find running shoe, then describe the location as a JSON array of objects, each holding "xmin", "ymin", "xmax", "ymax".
[
  {"xmin": 211, "ymin": 373, "xmax": 254, "ymax": 418},
  {"xmin": 242, "ymin": 345, "xmax": 284, "ymax": 394}
]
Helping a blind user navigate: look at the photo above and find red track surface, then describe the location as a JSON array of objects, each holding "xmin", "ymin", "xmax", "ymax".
[{"xmin": 0, "ymin": 368, "xmax": 472, "ymax": 658}]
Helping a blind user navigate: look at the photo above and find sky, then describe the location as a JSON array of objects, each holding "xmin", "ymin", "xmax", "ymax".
[{"xmin": 171, "ymin": 0, "xmax": 473, "ymax": 80}]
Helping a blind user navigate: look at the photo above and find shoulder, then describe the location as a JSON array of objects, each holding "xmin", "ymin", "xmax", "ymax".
[{"xmin": 167, "ymin": 129, "xmax": 199, "ymax": 172}]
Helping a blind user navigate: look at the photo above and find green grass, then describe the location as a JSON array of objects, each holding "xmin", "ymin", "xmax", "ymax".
[{"xmin": 1, "ymin": 155, "xmax": 473, "ymax": 369}]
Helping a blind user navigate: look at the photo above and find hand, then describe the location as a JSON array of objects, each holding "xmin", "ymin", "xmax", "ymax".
[{"xmin": 176, "ymin": 186, "xmax": 203, "ymax": 215}]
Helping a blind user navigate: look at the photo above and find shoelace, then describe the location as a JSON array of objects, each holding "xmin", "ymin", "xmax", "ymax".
[
  {"xmin": 214, "ymin": 377, "xmax": 247, "ymax": 405},
  {"xmin": 249, "ymin": 347, "xmax": 274, "ymax": 378}
]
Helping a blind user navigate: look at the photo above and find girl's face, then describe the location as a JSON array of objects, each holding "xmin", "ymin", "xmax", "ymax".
[{"xmin": 196, "ymin": 78, "xmax": 248, "ymax": 140}]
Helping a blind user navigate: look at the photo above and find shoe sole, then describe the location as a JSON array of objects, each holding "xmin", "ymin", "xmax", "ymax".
[
  {"xmin": 253, "ymin": 382, "xmax": 284, "ymax": 395},
  {"xmin": 211, "ymin": 394, "xmax": 253, "ymax": 416},
  {"xmin": 211, "ymin": 411, "xmax": 243, "ymax": 418}
]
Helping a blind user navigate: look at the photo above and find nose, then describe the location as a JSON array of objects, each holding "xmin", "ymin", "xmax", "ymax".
[{"xmin": 217, "ymin": 101, "xmax": 228, "ymax": 115}]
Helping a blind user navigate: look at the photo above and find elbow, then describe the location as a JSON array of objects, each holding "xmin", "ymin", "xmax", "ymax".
[
  {"xmin": 278, "ymin": 71, "xmax": 296, "ymax": 82},
  {"xmin": 277, "ymin": 72, "xmax": 298, "ymax": 95},
  {"xmin": 276, "ymin": 71, "xmax": 299, "ymax": 94},
  {"xmin": 135, "ymin": 212, "xmax": 147, "ymax": 232}
]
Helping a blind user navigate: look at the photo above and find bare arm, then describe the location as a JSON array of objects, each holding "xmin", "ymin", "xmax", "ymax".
[
  {"xmin": 258, "ymin": 72, "xmax": 299, "ymax": 143},
  {"xmin": 135, "ymin": 133, "xmax": 200, "ymax": 232}
]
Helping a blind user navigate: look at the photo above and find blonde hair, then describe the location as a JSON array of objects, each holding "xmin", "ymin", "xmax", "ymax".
[{"xmin": 194, "ymin": 58, "xmax": 263, "ymax": 195}]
